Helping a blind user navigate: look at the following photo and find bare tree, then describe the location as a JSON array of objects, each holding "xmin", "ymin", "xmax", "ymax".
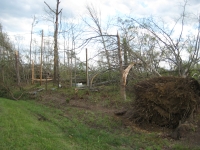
[
  {"xmin": 30, "ymin": 15, "xmax": 37, "ymax": 66},
  {"xmin": 44, "ymin": 0, "xmax": 62, "ymax": 87},
  {"xmin": 130, "ymin": 0, "xmax": 200, "ymax": 77},
  {"xmin": 84, "ymin": 4, "xmax": 111, "ymax": 70}
]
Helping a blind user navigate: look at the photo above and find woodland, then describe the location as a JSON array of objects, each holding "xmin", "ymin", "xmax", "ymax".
[
  {"xmin": 1, "ymin": 1, "xmax": 200, "ymax": 99},
  {"xmin": 1, "ymin": 0, "xmax": 200, "ymax": 149}
]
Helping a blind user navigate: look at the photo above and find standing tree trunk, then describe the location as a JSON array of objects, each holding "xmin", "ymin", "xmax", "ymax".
[
  {"xmin": 40, "ymin": 30, "xmax": 44, "ymax": 86},
  {"xmin": 86, "ymin": 48, "xmax": 89, "ymax": 87},
  {"xmin": 70, "ymin": 51, "xmax": 73, "ymax": 87},
  {"xmin": 44, "ymin": 0, "xmax": 62, "ymax": 88},
  {"xmin": 15, "ymin": 50, "xmax": 20, "ymax": 87},
  {"xmin": 30, "ymin": 15, "xmax": 36, "ymax": 84},
  {"xmin": 32, "ymin": 60, "xmax": 34, "ymax": 84},
  {"xmin": 54, "ymin": 1, "xmax": 59, "ymax": 87},
  {"xmin": 117, "ymin": 33, "xmax": 125, "ymax": 100}
]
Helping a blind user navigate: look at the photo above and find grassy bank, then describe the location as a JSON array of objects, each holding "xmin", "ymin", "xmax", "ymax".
[{"xmin": 0, "ymin": 97, "xmax": 193, "ymax": 150}]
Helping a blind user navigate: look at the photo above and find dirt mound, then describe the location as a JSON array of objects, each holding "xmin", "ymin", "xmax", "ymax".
[{"xmin": 130, "ymin": 76, "xmax": 200, "ymax": 128}]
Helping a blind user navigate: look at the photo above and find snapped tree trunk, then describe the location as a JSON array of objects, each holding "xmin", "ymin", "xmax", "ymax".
[{"xmin": 123, "ymin": 38, "xmax": 128, "ymax": 67}]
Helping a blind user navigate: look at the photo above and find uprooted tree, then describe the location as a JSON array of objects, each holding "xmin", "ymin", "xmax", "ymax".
[{"xmin": 129, "ymin": 76, "xmax": 200, "ymax": 128}]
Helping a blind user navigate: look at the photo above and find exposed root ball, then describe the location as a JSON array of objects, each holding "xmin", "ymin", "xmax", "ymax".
[{"xmin": 130, "ymin": 76, "xmax": 200, "ymax": 128}]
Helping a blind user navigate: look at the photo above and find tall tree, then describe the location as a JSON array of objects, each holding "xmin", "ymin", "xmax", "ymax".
[
  {"xmin": 30, "ymin": 15, "xmax": 37, "ymax": 66},
  {"xmin": 44, "ymin": 0, "xmax": 62, "ymax": 87}
]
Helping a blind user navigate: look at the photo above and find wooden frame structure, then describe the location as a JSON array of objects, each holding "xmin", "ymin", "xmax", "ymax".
[{"xmin": 31, "ymin": 60, "xmax": 52, "ymax": 84}]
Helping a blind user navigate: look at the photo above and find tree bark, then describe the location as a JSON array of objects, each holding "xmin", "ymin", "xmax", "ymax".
[
  {"xmin": 15, "ymin": 50, "xmax": 20, "ymax": 87},
  {"xmin": 40, "ymin": 30, "xmax": 43, "ymax": 86},
  {"xmin": 123, "ymin": 38, "xmax": 128, "ymax": 67},
  {"xmin": 30, "ymin": 15, "xmax": 36, "ymax": 84},
  {"xmin": 117, "ymin": 33, "xmax": 125, "ymax": 100},
  {"xmin": 44, "ymin": 0, "xmax": 62, "ymax": 88},
  {"xmin": 86, "ymin": 48, "xmax": 89, "ymax": 87},
  {"xmin": 32, "ymin": 60, "xmax": 34, "ymax": 84}
]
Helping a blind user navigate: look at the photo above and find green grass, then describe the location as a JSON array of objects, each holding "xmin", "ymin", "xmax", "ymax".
[
  {"xmin": 0, "ymin": 99, "xmax": 73, "ymax": 150},
  {"xmin": 2, "ymin": 82, "xmax": 200, "ymax": 150},
  {"xmin": 0, "ymin": 97, "xmax": 192, "ymax": 150}
]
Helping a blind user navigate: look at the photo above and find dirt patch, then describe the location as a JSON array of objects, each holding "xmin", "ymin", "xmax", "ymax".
[
  {"xmin": 38, "ymin": 90, "xmax": 118, "ymax": 115},
  {"xmin": 38, "ymin": 91, "xmax": 68, "ymax": 108},
  {"xmin": 69, "ymin": 99, "xmax": 117, "ymax": 115}
]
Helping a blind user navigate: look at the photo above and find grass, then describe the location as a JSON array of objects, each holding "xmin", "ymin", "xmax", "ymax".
[
  {"xmin": 0, "ymin": 99, "xmax": 73, "ymax": 150},
  {"xmin": 1, "ymin": 81, "xmax": 200, "ymax": 150},
  {"xmin": 0, "ymin": 97, "xmax": 173, "ymax": 150},
  {"xmin": 1, "ymin": 79, "xmax": 200, "ymax": 150}
]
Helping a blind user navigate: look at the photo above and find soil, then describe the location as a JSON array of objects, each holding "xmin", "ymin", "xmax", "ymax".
[
  {"xmin": 35, "ymin": 88, "xmax": 200, "ymax": 149},
  {"xmin": 38, "ymin": 91, "xmax": 118, "ymax": 115}
]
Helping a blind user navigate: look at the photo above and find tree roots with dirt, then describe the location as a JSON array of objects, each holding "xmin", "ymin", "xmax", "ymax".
[{"xmin": 129, "ymin": 76, "xmax": 200, "ymax": 129}]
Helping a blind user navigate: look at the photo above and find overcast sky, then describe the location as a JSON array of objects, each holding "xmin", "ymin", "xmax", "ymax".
[
  {"xmin": 0, "ymin": 0, "xmax": 200, "ymax": 63},
  {"xmin": 1, "ymin": 0, "xmax": 200, "ymax": 35}
]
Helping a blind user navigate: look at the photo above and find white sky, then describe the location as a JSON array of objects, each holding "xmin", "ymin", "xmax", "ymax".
[
  {"xmin": 1, "ymin": 0, "xmax": 199, "ymax": 35},
  {"xmin": 0, "ymin": 0, "xmax": 200, "ymax": 64}
]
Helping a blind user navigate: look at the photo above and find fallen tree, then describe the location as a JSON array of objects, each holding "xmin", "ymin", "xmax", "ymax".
[{"xmin": 130, "ymin": 76, "xmax": 200, "ymax": 128}]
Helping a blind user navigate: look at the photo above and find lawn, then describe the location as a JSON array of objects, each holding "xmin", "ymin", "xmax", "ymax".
[{"xmin": 0, "ymin": 97, "xmax": 193, "ymax": 150}]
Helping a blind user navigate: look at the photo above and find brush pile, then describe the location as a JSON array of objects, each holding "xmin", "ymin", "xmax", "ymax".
[{"xmin": 131, "ymin": 76, "xmax": 200, "ymax": 128}]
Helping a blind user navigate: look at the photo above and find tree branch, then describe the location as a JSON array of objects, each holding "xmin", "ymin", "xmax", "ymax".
[{"xmin": 44, "ymin": 1, "xmax": 56, "ymax": 14}]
